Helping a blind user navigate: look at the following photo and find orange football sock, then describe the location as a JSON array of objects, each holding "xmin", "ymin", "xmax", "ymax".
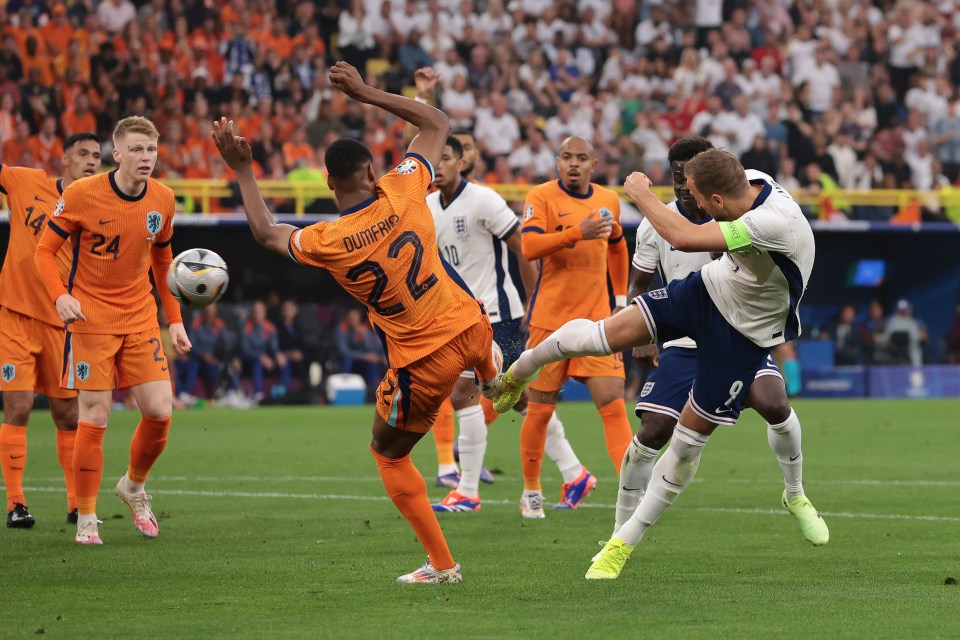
[
  {"xmin": 520, "ymin": 402, "xmax": 553, "ymax": 491},
  {"xmin": 432, "ymin": 398, "xmax": 456, "ymax": 467},
  {"xmin": 599, "ymin": 399, "xmax": 633, "ymax": 471},
  {"xmin": 74, "ymin": 421, "xmax": 106, "ymax": 516},
  {"xmin": 56, "ymin": 428, "xmax": 78, "ymax": 511},
  {"xmin": 481, "ymin": 396, "xmax": 498, "ymax": 426},
  {"xmin": 128, "ymin": 415, "xmax": 170, "ymax": 483},
  {"xmin": 0, "ymin": 423, "xmax": 27, "ymax": 510},
  {"xmin": 371, "ymin": 446, "xmax": 455, "ymax": 570}
]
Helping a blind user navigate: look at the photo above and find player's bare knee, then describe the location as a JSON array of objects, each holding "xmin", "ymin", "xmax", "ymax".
[
  {"xmin": 602, "ymin": 305, "xmax": 652, "ymax": 352},
  {"xmin": 748, "ymin": 378, "xmax": 792, "ymax": 424},
  {"xmin": 639, "ymin": 413, "xmax": 674, "ymax": 450},
  {"xmin": 2, "ymin": 392, "xmax": 34, "ymax": 425},
  {"xmin": 50, "ymin": 399, "xmax": 79, "ymax": 430},
  {"xmin": 757, "ymin": 398, "xmax": 791, "ymax": 425},
  {"xmin": 450, "ymin": 378, "xmax": 480, "ymax": 410}
]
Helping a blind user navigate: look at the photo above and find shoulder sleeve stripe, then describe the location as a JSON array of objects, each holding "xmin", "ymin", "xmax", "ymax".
[
  {"xmin": 632, "ymin": 257, "xmax": 657, "ymax": 273},
  {"xmin": 154, "ymin": 239, "xmax": 172, "ymax": 248},
  {"xmin": 497, "ymin": 220, "xmax": 521, "ymax": 240},
  {"xmin": 404, "ymin": 152, "xmax": 435, "ymax": 182},
  {"xmin": 47, "ymin": 220, "xmax": 69, "ymax": 239},
  {"xmin": 719, "ymin": 219, "xmax": 752, "ymax": 252},
  {"xmin": 288, "ymin": 229, "xmax": 302, "ymax": 263},
  {"xmin": 521, "ymin": 226, "xmax": 545, "ymax": 234},
  {"xmin": 608, "ymin": 233, "xmax": 624, "ymax": 244}
]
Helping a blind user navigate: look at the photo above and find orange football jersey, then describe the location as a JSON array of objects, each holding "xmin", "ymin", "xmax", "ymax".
[
  {"xmin": 0, "ymin": 164, "xmax": 73, "ymax": 327},
  {"xmin": 43, "ymin": 171, "xmax": 176, "ymax": 334},
  {"xmin": 288, "ymin": 153, "xmax": 484, "ymax": 369},
  {"xmin": 522, "ymin": 180, "xmax": 623, "ymax": 330}
]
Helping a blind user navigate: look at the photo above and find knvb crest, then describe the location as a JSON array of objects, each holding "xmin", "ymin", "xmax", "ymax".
[
  {"xmin": 146, "ymin": 211, "xmax": 163, "ymax": 236},
  {"xmin": 1, "ymin": 363, "xmax": 14, "ymax": 382},
  {"xmin": 454, "ymin": 215, "xmax": 467, "ymax": 235},
  {"xmin": 76, "ymin": 361, "xmax": 90, "ymax": 382},
  {"xmin": 598, "ymin": 207, "xmax": 613, "ymax": 219}
]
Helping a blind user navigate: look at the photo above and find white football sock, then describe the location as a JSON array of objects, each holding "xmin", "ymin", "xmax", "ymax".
[
  {"xmin": 454, "ymin": 405, "xmax": 487, "ymax": 497},
  {"xmin": 614, "ymin": 437, "xmax": 660, "ymax": 535},
  {"xmin": 544, "ymin": 412, "xmax": 583, "ymax": 483},
  {"xmin": 767, "ymin": 408, "xmax": 804, "ymax": 499},
  {"xmin": 124, "ymin": 474, "xmax": 145, "ymax": 495},
  {"xmin": 616, "ymin": 424, "xmax": 708, "ymax": 546},
  {"xmin": 512, "ymin": 319, "xmax": 612, "ymax": 381}
]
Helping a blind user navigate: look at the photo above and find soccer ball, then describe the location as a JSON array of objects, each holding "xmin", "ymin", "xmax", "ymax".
[
  {"xmin": 491, "ymin": 340, "xmax": 504, "ymax": 375},
  {"xmin": 167, "ymin": 248, "xmax": 229, "ymax": 308}
]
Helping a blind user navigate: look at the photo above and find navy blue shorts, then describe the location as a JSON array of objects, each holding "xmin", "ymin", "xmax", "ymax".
[
  {"xmin": 636, "ymin": 348, "xmax": 782, "ymax": 420},
  {"xmin": 493, "ymin": 317, "xmax": 525, "ymax": 366},
  {"xmin": 634, "ymin": 272, "xmax": 770, "ymax": 425}
]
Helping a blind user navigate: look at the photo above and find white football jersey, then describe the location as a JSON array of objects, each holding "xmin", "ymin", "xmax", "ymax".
[
  {"xmin": 633, "ymin": 200, "xmax": 712, "ymax": 349},
  {"xmin": 701, "ymin": 169, "xmax": 815, "ymax": 348},
  {"xmin": 428, "ymin": 180, "xmax": 524, "ymax": 323}
]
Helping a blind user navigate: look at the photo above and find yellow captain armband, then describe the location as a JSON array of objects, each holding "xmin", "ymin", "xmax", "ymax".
[{"xmin": 718, "ymin": 219, "xmax": 752, "ymax": 252}]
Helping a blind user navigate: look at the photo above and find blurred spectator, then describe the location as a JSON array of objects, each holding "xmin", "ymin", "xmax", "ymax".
[
  {"xmin": 740, "ymin": 135, "xmax": 777, "ymax": 177},
  {"xmin": 242, "ymin": 300, "xmax": 290, "ymax": 401},
  {"xmin": 177, "ymin": 303, "xmax": 233, "ymax": 402},
  {"xmin": 336, "ymin": 309, "xmax": 385, "ymax": 397},
  {"xmin": 508, "ymin": 127, "xmax": 554, "ymax": 180},
  {"xmin": 877, "ymin": 299, "xmax": 927, "ymax": 366},
  {"xmin": 826, "ymin": 304, "xmax": 871, "ymax": 366},
  {"xmin": 277, "ymin": 299, "xmax": 308, "ymax": 391}
]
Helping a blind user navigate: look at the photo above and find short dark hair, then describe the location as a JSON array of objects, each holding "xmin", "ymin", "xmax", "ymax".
[
  {"xmin": 668, "ymin": 136, "xmax": 714, "ymax": 165},
  {"xmin": 445, "ymin": 135, "xmax": 463, "ymax": 158},
  {"xmin": 325, "ymin": 138, "xmax": 373, "ymax": 180},
  {"xmin": 64, "ymin": 132, "xmax": 100, "ymax": 151},
  {"xmin": 452, "ymin": 129, "xmax": 476, "ymax": 143},
  {"xmin": 684, "ymin": 148, "xmax": 749, "ymax": 198}
]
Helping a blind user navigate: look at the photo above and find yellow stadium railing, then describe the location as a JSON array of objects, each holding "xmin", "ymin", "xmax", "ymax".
[{"xmin": 6, "ymin": 179, "xmax": 951, "ymax": 220}]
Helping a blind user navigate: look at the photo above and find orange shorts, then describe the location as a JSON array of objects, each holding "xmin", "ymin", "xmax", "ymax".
[
  {"xmin": 62, "ymin": 327, "xmax": 170, "ymax": 391},
  {"xmin": 526, "ymin": 325, "xmax": 625, "ymax": 393},
  {"xmin": 0, "ymin": 307, "xmax": 76, "ymax": 399},
  {"xmin": 375, "ymin": 317, "xmax": 493, "ymax": 434}
]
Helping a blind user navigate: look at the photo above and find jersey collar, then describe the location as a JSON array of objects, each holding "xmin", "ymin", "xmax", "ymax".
[
  {"xmin": 56, "ymin": 179, "xmax": 63, "ymax": 195},
  {"xmin": 339, "ymin": 195, "xmax": 378, "ymax": 217},
  {"xmin": 675, "ymin": 199, "xmax": 712, "ymax": 225},
  {"xmin": 109, "ymin": 170, "xmax": 147, "ymax": 202},
  {"xmin": 557, "ymin": 178, "xmax": 593, "ymax": 199},
  {"xmin": 747, "ymin": 179, "xmax": 772, "ymax": 211},
  {"xmin": 440, "ymin": 179, "xmax": 468, "ymax": 210}
]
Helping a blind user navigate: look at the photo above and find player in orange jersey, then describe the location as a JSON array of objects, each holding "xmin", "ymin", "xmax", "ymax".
[
  {"xmin": 212, "ymin": 61, "xmax": 500, "ymax": 585},
  {"xmin": 514, "ymin": 136, "xmax": 633, "ymax": 518},
  {"xmin": 0, "ymin": 132, "xmax": 101, "ymax": 529},
  {"xmin": 35, "ymin": 116, "xmax": 192, "ymax": 545}
]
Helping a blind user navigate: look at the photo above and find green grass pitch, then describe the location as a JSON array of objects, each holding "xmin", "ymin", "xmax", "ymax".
[{"xmin": 2, "ymin": 400, "xmax": 958, "ymax": 638}]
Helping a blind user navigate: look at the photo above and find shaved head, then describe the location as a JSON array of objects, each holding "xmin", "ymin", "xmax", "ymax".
[
  {"xmin": 557, "ymin": 136, "xmax": 597, "ymax": 194},
  {"xmin": 559, "ymin": 136, "xmax": 594, "ymax": 157}
]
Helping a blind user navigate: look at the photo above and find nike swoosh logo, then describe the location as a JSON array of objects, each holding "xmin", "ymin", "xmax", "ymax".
[
  {"xmin": 99, "ymin": 219, "xmax": 114, "ymax": 225},
  {"xmin": 789, "ymin": 453, "xmax": 801, "ymax": 461},
  {"xmin": 556, "ymin": 340, "xmax": 567, "ymax": 355},
  {"xmin": 35, "ymin": 196, "xmax": 49, "ymax": 203},
  {"xmin": 669, "ymin": 246, "xmax": 678, "ymax": 251},
  {"xmin": 10, "ymin": 454, "xmax": 24, "ymax": 459},
  {"xmin": 161, "ymin": 366, "xmax": 168, "ymax": 371},
  {"xmin": 714, "ymin": 407, "xmax": 733, "ymax": 414},
  {"xmin": 661, "ymin": 475, "xmax": 683, "ymax": 488},
  {"xmin": 558, "ymin": 212, "xmax": 574, "ymax": 217},
  {"xmin": 622, "ymin": 486, "xmax": 644, "ymax": 492},
  {"xmin": 79, "ymin": 467, "xmax": 95, "ymax": 472}
]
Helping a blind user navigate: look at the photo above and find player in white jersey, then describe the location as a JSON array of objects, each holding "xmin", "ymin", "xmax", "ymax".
[
  {"xmin": 492, "ymin": 148, "xmax": 829, "ymax": 579},
  {"xmin": 427, "ymin": 136, "xmax": 595, "ymax": 512},
  {"xmin": 626, "ymin": 137, "xmax": 822, "ymax": 549}
]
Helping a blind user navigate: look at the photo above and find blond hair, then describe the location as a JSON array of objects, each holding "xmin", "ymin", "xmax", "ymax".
[
  {"xmin": 112, "ymin": 116, "xmax": 160, "ymax": 144},
  {"xmin": 684, "ymin": 148, "xmax": 749, "ymax": 198}
]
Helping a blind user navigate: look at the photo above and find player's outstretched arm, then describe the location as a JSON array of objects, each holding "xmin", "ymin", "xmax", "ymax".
[
  {"xmin": 212, "ymin": 118, "xmax": 298, "ymax": 257},
  {"xmin": 624, "ymin": 172, "xmax": 726, "ymax": 253},
  {"xmin": 329, "ymin": 61, "xmax": 449, "ymax": 170}
]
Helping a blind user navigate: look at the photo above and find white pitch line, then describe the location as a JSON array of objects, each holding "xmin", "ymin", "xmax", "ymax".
[
  {"xmin": 19, "ymin": 486, "xmax": 960, "ymax": 522},
  {"xmin": 19, "ymin": 476, "xmax": 960, "ymax": 488}
]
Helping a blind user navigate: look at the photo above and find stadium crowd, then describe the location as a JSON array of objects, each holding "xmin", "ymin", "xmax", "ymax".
[{"xmin": 1, "ymin": 0, "xmax": 960, "ymax": 220}]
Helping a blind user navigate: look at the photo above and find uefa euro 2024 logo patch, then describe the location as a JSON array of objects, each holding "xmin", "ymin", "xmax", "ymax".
[
  {"xmin": 1, "ymin": 363, "xmax": 14, "ymax": 382},
  {"xmin": 54, "ymin": 198, "xmax": 65, "ymax": 216},
  {"xmin": 76, "ymin": 361, "xmax": 90, "ymax": 382},
  {"xmin": 395, "ymin": 159, "xmax": 418, "ymax": 175},
  {"xmin": 524, "ymin": 204, "xmax": 534, "ymax": 221},
  {"xmin": 146, "ymin": 211, "xmax": 162, "ymax": 236}
]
